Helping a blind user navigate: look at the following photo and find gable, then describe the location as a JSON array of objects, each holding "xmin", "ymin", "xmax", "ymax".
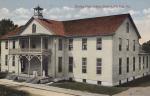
[
  {"xmin": 20, "ymin": 19, "xmax": 54, "ymax": 35},
  {"xmin": 115, "ymin": 17, "xmax": 140, "ymax": 40}
]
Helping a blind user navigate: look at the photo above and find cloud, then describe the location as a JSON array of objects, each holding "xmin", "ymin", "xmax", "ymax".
[
  {"xmin": 0, "ymin": 8, "xmax": 10, "ymax": 19},
  {"xmin": 135, "ymin": 15, "xmax": 150, "ymax": 44},
  {"xmin": 14, "ymin": 8, "xmax": 31, "ymax": 18},
  {"xmin": 128, "ymin": 10, "xmax": 140, "ymax": 15},
  {"xmin": 143, "ymin": 8, "xmax": 150, "ymax": 14}
]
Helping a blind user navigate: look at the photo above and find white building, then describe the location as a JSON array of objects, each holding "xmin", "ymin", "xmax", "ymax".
[{"xmin": 0, "ymin": 6, "xmax": 150, "ymax": 86}]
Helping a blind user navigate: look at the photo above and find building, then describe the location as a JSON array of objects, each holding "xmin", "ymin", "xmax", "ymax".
[{"xmin": 0, "ymin": 6, "xmax": 150, "ymax": 86}]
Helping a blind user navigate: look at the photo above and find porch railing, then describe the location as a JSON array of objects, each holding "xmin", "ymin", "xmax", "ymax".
[{"xmin": 9, "ymin": 48, "xmax": 51, "ymax": 55}]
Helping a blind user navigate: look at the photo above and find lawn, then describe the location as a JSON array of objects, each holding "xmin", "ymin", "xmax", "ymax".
[
  {"xmin": 50, "ymin": 75, "xmax": 150, "ymax": 95},
  {"xmin": 0, "ymin": 85, "xmax": 29, "ymax": 96},
  {"xmin": 119, "ymin": 75, "xmax": 150, "ymax": 87},
  {"xmin": 50, "ymin": 81, "xmax": 129, "ymax": 95}
]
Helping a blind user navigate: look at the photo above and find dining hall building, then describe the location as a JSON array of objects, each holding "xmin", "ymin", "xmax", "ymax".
[{"xmin": 0, "ymin": 6, "xmax": 150, "ymax": 86}]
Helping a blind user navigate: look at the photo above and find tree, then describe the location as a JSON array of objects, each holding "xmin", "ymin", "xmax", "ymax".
[
  {"xmin": 0, "ymin": 19, "xmax": 18, "ymax": 35},
  {"xmin": 142, "ymin": 40, "xmax": 150, "ymax": 53}
]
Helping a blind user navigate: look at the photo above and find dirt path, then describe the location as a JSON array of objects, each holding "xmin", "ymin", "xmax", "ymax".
[{"xmin": 0, "ymin": 79, "xmax": 74, "ymax": 96}]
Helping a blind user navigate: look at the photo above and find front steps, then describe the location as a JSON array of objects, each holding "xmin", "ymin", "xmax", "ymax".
[{"xmin": 5, "ymin": 74, "xmax": 53, "ymax": 84}]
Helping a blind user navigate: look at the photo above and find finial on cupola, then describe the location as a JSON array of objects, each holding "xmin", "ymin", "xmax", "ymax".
[{"xmin": 33, "ymin": 5, "xmax": 43, "ymax": 19}]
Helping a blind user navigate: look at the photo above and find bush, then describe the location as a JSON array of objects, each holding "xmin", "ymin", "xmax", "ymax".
[{"xmin": 0, "ymin": 72, "xmax": 8, "ymax": 79}]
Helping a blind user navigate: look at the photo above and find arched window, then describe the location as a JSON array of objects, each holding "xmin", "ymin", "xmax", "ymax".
[{"xmin": 32, "ymin": 24, "xmax": 36, "ymax": 33}]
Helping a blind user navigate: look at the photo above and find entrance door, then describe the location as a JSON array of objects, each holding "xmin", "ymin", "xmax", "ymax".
[
  {"xmin": 43, "ymin": 58, "xmax": 48, "ymax": 76},
  {"xmin": 20, "ymin": 56, "xmax": 28, "ymax": 74}
]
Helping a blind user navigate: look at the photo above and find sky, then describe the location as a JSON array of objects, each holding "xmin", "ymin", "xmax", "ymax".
[{"xmin": 0, "ymin": 0, "xmax": 149, "ymax": 43}]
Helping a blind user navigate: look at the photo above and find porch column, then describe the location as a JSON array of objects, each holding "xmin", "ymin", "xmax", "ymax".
[
  {"xmin": 28, "ymin": 56, "xmax": 31, "ymax": 77},
  {"xmin": 41, "ymin": 37, "xmax": 43, "ymax": 76},
  {"xmin": 8, "ymin": 40, "xmax": 10, "ymax": 72},
  {"xmin": 18, "ymin": 55, "xmax": 19, "ymax": 75},
  {"xmin": 28, "ymin": 37, "xmax": 31, "ymax": 77},
  {"xmin": 29, "ymin": 36, "xmax": 31, "ymax": 51}
]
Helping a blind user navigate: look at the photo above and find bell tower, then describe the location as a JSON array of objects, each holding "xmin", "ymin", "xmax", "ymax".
[{"xmin": 33, "ymin": 5, "xmax": 43, "ymax": 18}]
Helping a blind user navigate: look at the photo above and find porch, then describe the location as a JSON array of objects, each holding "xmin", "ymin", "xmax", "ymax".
[{"xmin": 7, "ymin": 35, "xmax": 52, "ymax": 77}]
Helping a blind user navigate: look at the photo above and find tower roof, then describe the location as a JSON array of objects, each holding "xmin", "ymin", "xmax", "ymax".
[{"xmin": 34, "ymin": 5, "xmax": 43, "ymax": 11}]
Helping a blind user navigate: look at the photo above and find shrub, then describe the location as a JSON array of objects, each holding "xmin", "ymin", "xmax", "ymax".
[{"xmin": 0, "ymin": 72, "xmax": 8, "ymax": 79}]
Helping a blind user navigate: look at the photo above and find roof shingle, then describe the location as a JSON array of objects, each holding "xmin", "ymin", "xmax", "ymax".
[{"xmin": 0, "ymin": 13, "xmax": 141, "ymax": 39}]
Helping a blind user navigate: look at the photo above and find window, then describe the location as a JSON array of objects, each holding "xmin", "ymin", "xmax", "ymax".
[
  {"xmin": 82, "ymin": 58, "xmax": 87, "ymax": 73},
  {"xmin": 32, "ymin": 24, "xmax": 36, "ymax": 33},
  {"xmin": 44, "ymin": 38, "xmax": 48, "ymax": 49},
  {"xmin": 119, "ymin": 58, "xmax": 122, "ymax": 75},
  {"xmin": 96, "ymin": 38, "xmax": 102, "ymax": 50},
  {"xmin": 32, "ymin": 43, "xmax": 36, "ymax": 48},
  {"xmin": 143, "ymin": 56, "xmax": 145, "ymax": 69},
  {"xmin": 133, "ymin": 57, "xmax": 135, "ymax": 71},
  {"xmin": 69, "ymin": 57, "xmax": 73, "ymax": 73},
  {"xmin": 97, "ymin": 58, "xmax": 102, "ymax": 74},
  {"xmin": 83, "ymin": 79, "xmax": 86, "ymax": 83},
  {"xmin": 119, "ymin": 80, "xmax": 121, "ymax": 85},
  {"xmin": 146, "ymin": 56, "xmax": 149, "ymax": 68},
  {"xmin": 5, "ymin": 55, "xmax": 8, "ymax": 66},
  {"xmin": 97, "ymin": 81, "xmax": 101, "ymax": 85},
  {"xmin": 126, "ymin": 39, "xmax": 129, "ymax": 51},
  {"xmin": 133, "ymin": 76, "xmax": 135, "ymax": 80},
  {"xmin": 82, "ymin": 38, "xmax": 87, "ymax": 50},
  {"xmin": 68, "ymin": 39, "xmax": 73, "ymax": 50},
  {"xmin": 58, "ymin": 39, "xmax": 62, "ymax": 50},
  {"xmin": 127, "ymin": 78, "xmax": 129, "ymax": 82},
  {"xmin": 58, "ymin": 57, "xmax": 62, "ymax": 72},
  {"xmin": 12, "ymin": 40, "xmax": 15, "ymax": 49},
  {"xmin": 127, "ymin": 57, "xmax": 129, "ymax": 73},
  {"xmin": 12, "ymin": 55, "xmax": 15, "ymax": 66},
  {"xmin": 21, "ymin": 40, "xmax": 25, "ymax": 48},
  {"xmin": 139, "ymin": 56, "xmax": 141, "ymax": 70},
  {"xmin": 133, "ymin": 40, "xmax": 135, "ymax": 51},
  {"xmin": 5, "ymin": 41, "xmax": 8, "ymax": 49},
  {"xmin": 119, "ymin": 38, "xmax": 122, "ymax": 51},
  {"xmin": 126, "ymin": 22, "xmax": 129, "ymax": 33}
]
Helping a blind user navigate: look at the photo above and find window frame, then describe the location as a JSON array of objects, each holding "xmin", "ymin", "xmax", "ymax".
[
  {"xmin": 126, "ymin": 22, "xmax": 129, "ymax": 33},
  {"xmin": 12, "ymin": 40, "xmax": 16, "ymax": 49},
  {"xmin": 146, "ymin": 56, "xmax": 149, "ymax": 68},
  {"xmin": 119, "ymin": 38, "xmax": 122, "ymax": 51},
  {"xmin": 44, "ymin": 38, "xmax": 48, "ymax": 49},
  {"xmin": 68, "ymin": 39, "xmax": 73, "ymax": 51},
  {"xmin": 143, "ymin": 56, "xmax": 145, "ymax": 69},
  {"xmin": 126, "ymin": 39, "xmax": 129, "ymax": 51},
  {"xmin": 127, "ymin": 57, "xmax": 129, "ymax": 73},
  {"xmin": 119, "ymin": 58, "xmax": 122, "ymax": 75},
  {"xmin": 58, "ymin": 39, "xmax": 63, "ymax": 51},
  {"xmin": 69, "ymin": 57, "xmax": 73, "ymax": 73},
  {"xmin": 133, "ymin": 40, "xmax": 135, "ymax": 51},
  {"xmin": 5, "ymin": 40, "xmax": 8, "ymax": 49},
  {"xmin": 32, "ymin": 24, "xmax": 36, "ymax": 33},
  {"xmin": 58, "ymin": 57, "xmax": 62, "ymax": 73},
  {"xmin": 82, "ymin": 58, "xmax": 87, "ymax": 73},
  {"xmin": 96, "ymin": 38, "xmax": 102, "ymax": 50},
  {"xmin": 133, "ymin": 57, "xmax": 135, "ymax": 71},
  {"xmin": 5, "ymin": 55, "xmax": 8, "ymax": 66},
  {"xmin": 12, "ymin": 55, "xmax": 15, "ymax": 66},
  {"xmin": 82, "ymin": 38, "xmax": 87, "ymax": 50},
  {"xmin": 139, "ymin": 56, "xmax": 141, "ymax": 70},
  {"xmin": 96, "ymin": 58, "xmax": 102, "ymax": 74}
]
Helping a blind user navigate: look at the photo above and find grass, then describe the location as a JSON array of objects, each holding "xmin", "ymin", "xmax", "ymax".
[
  {"xmin": 50, "ymin": 81, "xmax": 128, "ymax": 95},
  {"xmin": 0, "ymin": 85, "xmax": 29, "ymax": 96},
  {"xmin": 50, "ymin": 75, "xmax": 150, "ymax": 95},
  {"xmin": 119, "ymin": 75, "xmax": 150, "ymax": 87}
]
